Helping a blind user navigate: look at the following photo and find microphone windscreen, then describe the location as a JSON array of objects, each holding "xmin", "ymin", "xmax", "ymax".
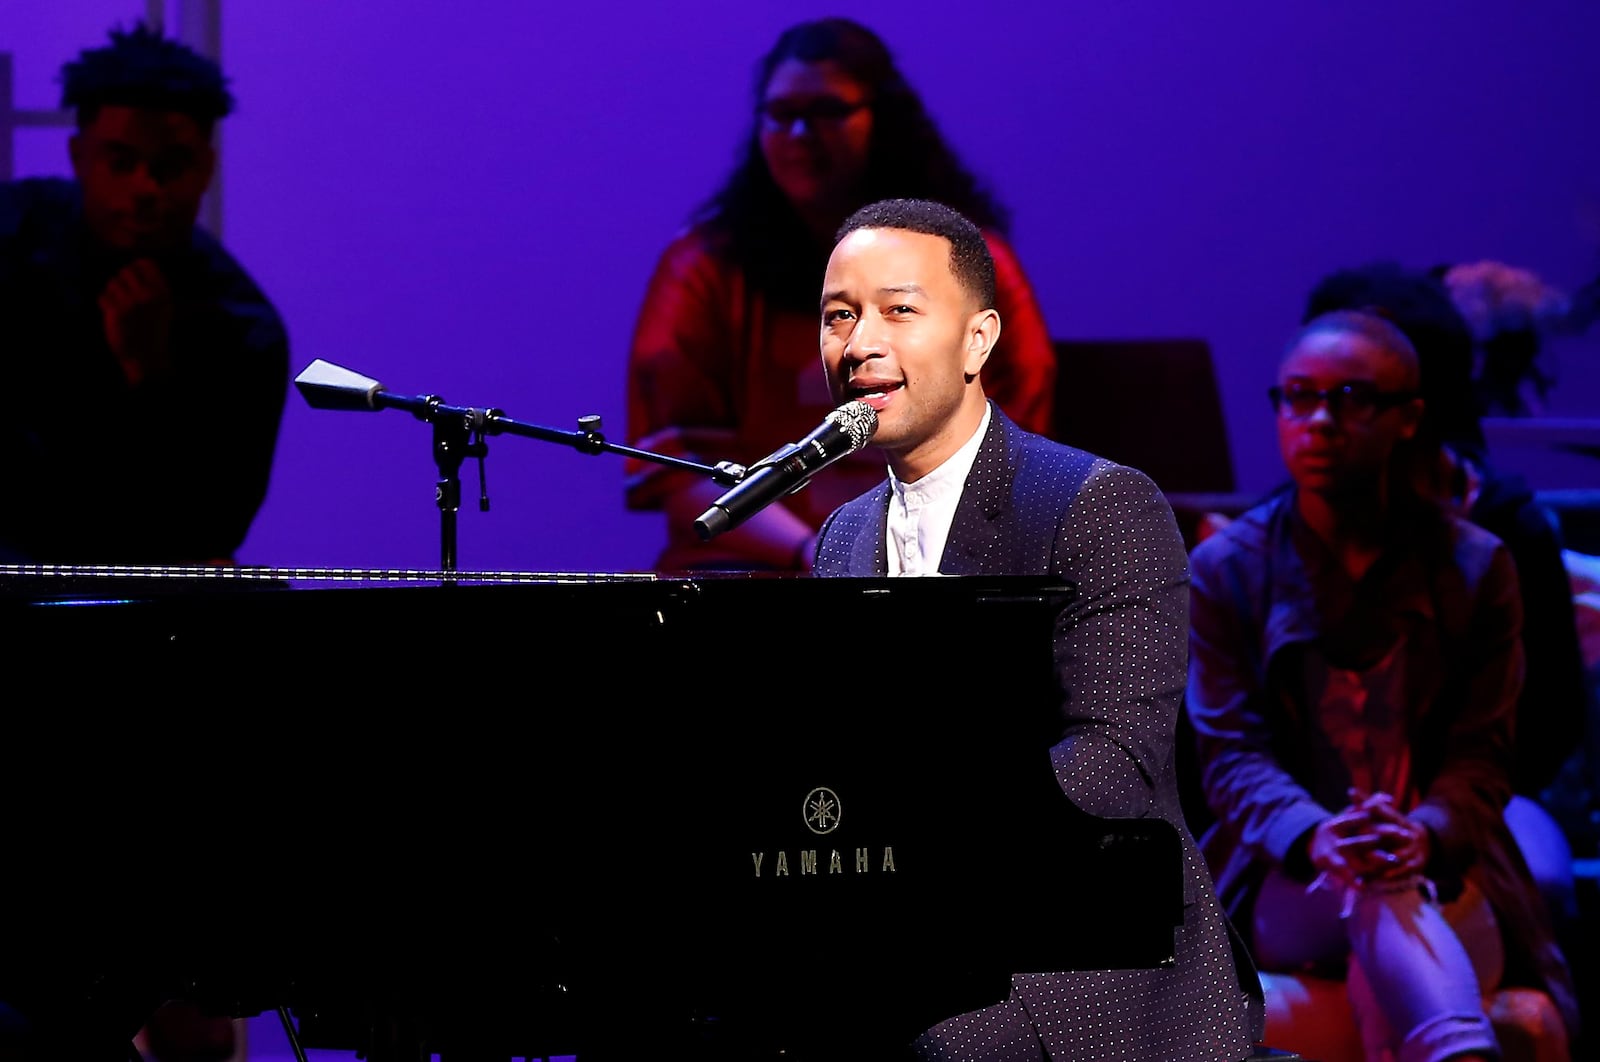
[
  {"xmin": 294, "ymin": 360, "xmax": 385, "ymax": 411},
  {"xmin": 828, "ymin": 401, "xmax": 878, "ymax": 453}
]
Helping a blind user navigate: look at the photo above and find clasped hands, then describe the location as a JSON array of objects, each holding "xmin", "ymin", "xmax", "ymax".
[{"xmin": 1308, "ymin": 788, "xmax": 1430, "ymax": 896}]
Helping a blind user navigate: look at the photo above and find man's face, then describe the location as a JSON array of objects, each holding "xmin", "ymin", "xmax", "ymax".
[
  {"xmin": 69, "ymin": 104, "xmax": 215, "ymax": 254},
  {"xmin": 1274, "ymin": 327, "xmax": 1421, "ymax": 499},
  {"xmin": 820, "ymin": 227, "xmax": 994, "ymax": 480}
]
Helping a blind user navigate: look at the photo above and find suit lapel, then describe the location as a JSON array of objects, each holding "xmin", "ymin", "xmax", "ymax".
[
  {"xmin": 939, "ymin": 404, "xmax": 1018, "ymax": 576},
  {"xmin": 849, "ymin": 484, "xmax": 892, "ymax": 576}
]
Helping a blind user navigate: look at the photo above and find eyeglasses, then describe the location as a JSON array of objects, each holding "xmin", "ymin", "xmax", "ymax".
[
  {"xmin": 1267, "ymin": 381, "xmax": 1419, "ymax": 421},
  {"xmin": 758, "ymin": 96, "xmax": 871, "ymax": 130}
]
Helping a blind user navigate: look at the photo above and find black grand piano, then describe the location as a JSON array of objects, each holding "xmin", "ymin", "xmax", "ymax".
[{"xmin": 0, "ymin": 567, "xmax": 1185, "ymax": 1061}]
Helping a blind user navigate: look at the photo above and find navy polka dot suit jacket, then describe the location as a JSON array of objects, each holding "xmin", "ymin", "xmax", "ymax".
[{"xmin": 813, "ymin": 403, "xmax": 1261, "ymax": 1060}]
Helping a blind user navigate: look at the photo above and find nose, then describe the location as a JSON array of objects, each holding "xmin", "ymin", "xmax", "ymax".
[
  {"xmin": 128, "ymin": 161, "xmax": 162, "ymax": 197},
  {"xmin": 842, "ymin": 312, "xmax": 886, "ymax": 364},
  {"xmin": 1305, "ymin": 399, "xmax": 1339, "ymax": 429}
]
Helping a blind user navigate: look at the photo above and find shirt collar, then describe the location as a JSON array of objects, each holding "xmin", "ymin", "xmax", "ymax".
[{"xmin": 889, "ymin": 403, "xmax": 991, "ymax": 505}]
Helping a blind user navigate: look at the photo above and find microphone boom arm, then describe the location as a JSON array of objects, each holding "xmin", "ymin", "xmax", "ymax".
[
  {"xmin": 294, "ymin": 359, "xmax": 759, "ymax": 573},
  {"xmin": 296, "ymin": 358, "xmax": 747, "ymax": 483}
]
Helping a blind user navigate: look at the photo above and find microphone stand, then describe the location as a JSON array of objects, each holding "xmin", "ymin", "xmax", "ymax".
[{"xmin": 295, "ymin": 360, "xmax": 749, "ymax": 575}]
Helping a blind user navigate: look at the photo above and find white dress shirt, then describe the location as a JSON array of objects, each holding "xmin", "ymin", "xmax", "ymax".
[{"xmin": 886, "ymin": 404, "xmax": 991, "ymax": 576}]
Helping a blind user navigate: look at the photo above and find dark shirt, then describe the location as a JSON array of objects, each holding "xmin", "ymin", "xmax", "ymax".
[{"xmin": 0, "ymin": 177, "xmax": 288, "ymax": 564}]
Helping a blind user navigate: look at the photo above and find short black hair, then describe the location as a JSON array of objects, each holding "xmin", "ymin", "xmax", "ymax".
[
  {"xmin": 836, "ymin": 198, "xmax": 997, "ymax": 309},
  {"xmin": 1290, "ymin": 308, "xmax": 1423, "ymax": 390},
  {"xmin": 59, "ymin": 21, "xmax": 234, "ymax": 133}
]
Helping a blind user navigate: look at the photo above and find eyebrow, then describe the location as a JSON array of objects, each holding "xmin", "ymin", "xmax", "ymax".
[
  {"xmin": 763, "ymin": 92, "xmax": 868, "ymax": 104},
  {"xmin": 1281, "ymin": 375, "xmax": 1380, "ymax": 385},
  {"xmin": 820, "ymin": 283, "xmax": 926, "ymax": 307}
]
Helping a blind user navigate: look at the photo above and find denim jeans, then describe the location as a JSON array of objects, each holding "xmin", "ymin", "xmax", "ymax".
[{"xmin": 1253, "ymin": 866, "xmax": 1503, "ymax": 1062}]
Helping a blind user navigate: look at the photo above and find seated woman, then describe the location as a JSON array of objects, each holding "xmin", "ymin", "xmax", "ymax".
[
  {"xmin": 1186, "ymin": 309, "xmax": 1579, "ymax": 1061},
  {"xmin": 1303, "ymin": 263, "xmax": 1593, "ymax": 937}
]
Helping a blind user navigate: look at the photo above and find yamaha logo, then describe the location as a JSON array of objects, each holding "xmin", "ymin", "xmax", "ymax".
[
  {"xmin": 804, "ymin": 786, "xmax": 840, "ymax": 834},
  {"xmin": 750, "ymin": 786, "xmax": 894, "ymax": 878}
]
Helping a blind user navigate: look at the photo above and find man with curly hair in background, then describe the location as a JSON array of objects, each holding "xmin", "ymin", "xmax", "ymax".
[{"xmin": 0, "ymin": 21, "xmax": 288, "ymax": 568}]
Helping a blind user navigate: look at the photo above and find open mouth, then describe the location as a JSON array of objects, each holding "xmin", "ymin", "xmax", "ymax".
[{"xmin": 846, "ymin": 380, "xmax": 901, "ymax": 410}]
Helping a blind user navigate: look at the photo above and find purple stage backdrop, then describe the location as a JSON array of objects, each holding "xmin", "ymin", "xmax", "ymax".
[{"xmin": 6, "ymin": 1, "xmax": 1599, "ymax": 574}]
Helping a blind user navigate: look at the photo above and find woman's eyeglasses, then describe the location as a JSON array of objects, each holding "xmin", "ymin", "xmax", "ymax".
[
  {"xmin": 1267, "ymin": 381, "xmax": 1419, "ymax": 421},
  {"xmin": 758, "ymin": 96, "xmax": 871, "ymax": 130}
]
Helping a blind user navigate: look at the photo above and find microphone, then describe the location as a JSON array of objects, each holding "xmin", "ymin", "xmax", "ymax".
[
  {"xmin": 694, "ymin": 401, "xmax": 878, "ymax": 540},
  {"xmin": 294, "ymin": 359, "xmax": 386, "ymax": 411}
]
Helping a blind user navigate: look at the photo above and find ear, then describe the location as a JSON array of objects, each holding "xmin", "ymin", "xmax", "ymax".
[
  {"xmin": 196, "ymin": 141, "xmax": 218, "ymax": 188},
  {"xmin": 963, "ymin": 307, "xmax": 1000, "ymax": 379}
]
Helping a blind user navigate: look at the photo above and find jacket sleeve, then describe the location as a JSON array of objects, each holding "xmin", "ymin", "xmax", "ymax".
[
  {"xmin": 180, "ymin": 275, "xmax": 288, "ymax": 560},
  {"xmin": 1046, "ymin": 462, "xmax": 1189, "ymax": 819},
  {"xmin": 1186, "ymin": 533, "xmax": 1330, "ymax": 868}
]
